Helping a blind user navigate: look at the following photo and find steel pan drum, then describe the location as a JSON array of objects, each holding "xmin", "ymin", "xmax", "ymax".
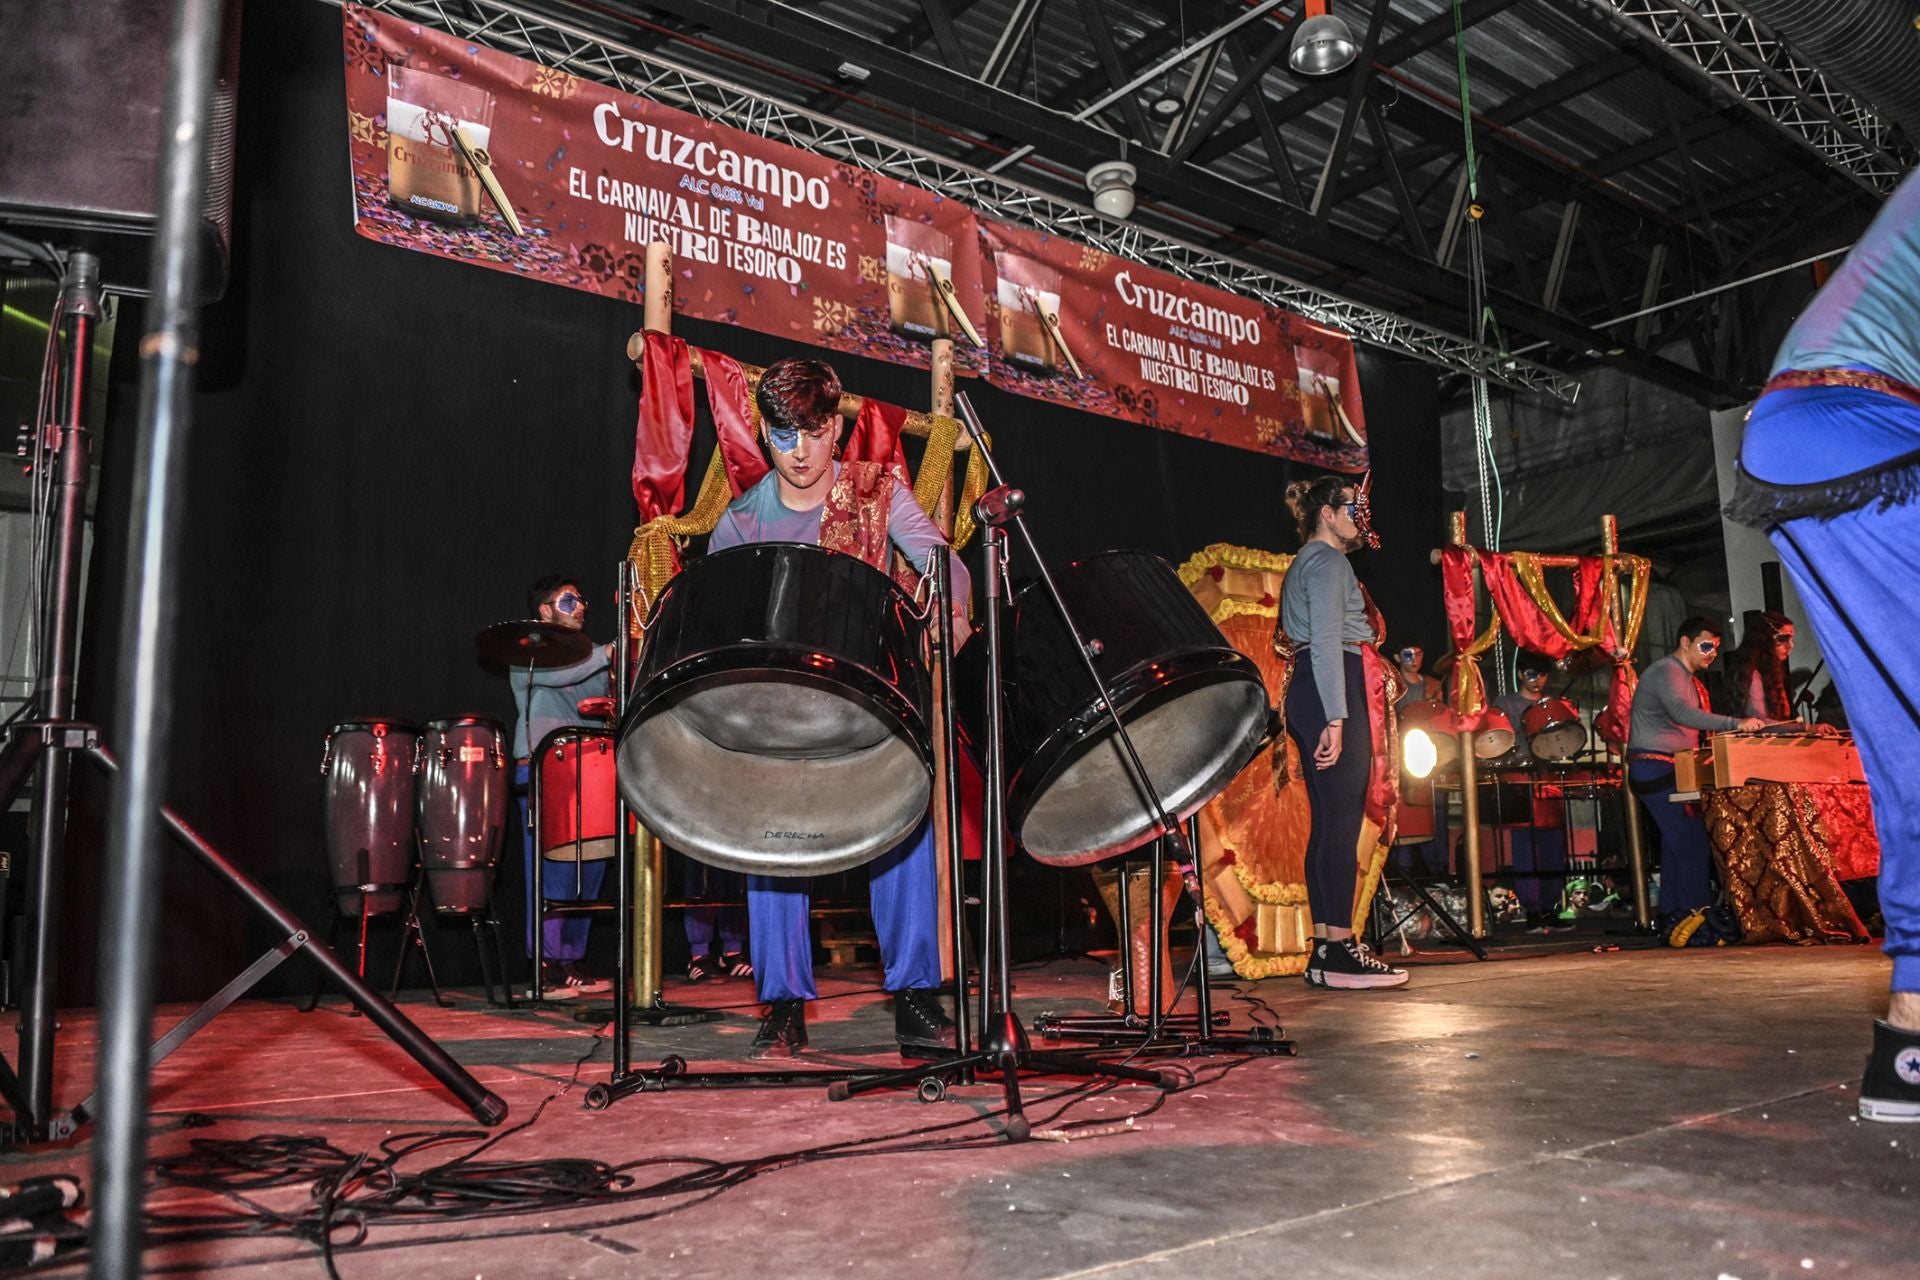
[
  {"xmin": 616, "ymin": 544, "xmax": 933, "ymax": 876},
  {"xmin": 537, "ymin": 727, "xmax": 620, "ymax": 863},
  {"xmin": 415, "ymin": 715, "xmax": 508, "ymax": 913},
  {"xmin": 1473, "ymin": 707, "xmax": 1515, "ymax": 759},
  {"xmin": 1522, "ymin": 696, "xmax": 1586, "ymax": 761},
  {"xmin": 964, "ymin": 550, "xmax": 1270, "ymax": 866},
  {"xmin": 320, "ymin": 719, "xmax": 418, "ymax": 918}
]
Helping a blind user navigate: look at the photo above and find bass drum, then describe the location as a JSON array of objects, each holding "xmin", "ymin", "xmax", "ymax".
[
  {"xmin": 320, "ymin": 719, "xmax": 419, "ymax": 918},
  {"xmin": 960, "ymin": 551, "xmax": 1270, "ymax": 866},
  {"xmin": 415, "ymin": 715, "xmax": 508, "ymax": 914},
  {"xmin": 616, "ymin": 543, "xmax": 933, "ymax": 877}
]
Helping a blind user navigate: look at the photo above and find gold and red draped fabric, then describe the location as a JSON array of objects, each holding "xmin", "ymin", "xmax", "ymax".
[
  {"xmin": 1438, "ymin": 547, "xmax": 1651, "ymax": 746},
  {"xmin": 1179, "ymin": 544, "xmax": 1395, "ymax": 980},
  {"xmin": 1706, "ymin": 782, "xmax": 1878, "ymax": 944},
  {"xmin": 627, "ymin": 331, "xmax": 928, "ymax": 610}
]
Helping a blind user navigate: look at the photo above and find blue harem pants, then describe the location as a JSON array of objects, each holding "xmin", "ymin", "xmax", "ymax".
[{"xmin": 747, "ymin": 814, "xmax": 942, "ymax": 1002}]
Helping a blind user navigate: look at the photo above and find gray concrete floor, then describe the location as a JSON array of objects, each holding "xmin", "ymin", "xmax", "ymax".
[{"xmin": 4, "ymin": 943, "xmax": 1915, "ymax": 1278}]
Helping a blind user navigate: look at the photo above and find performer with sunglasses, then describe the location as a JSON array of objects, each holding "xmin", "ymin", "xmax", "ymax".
[
  {"xmin": 1626, "ymin": 617, "xmax": 1771, "ymax": 933},
  {"xmin": 508, "ymin": 576, "xmax": 614, "ymax": 996}
]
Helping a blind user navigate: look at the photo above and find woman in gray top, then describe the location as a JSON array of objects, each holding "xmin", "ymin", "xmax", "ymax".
[{"xmin": 1277, "ymin": 475, "xmax": 1407, "ymax": 990}]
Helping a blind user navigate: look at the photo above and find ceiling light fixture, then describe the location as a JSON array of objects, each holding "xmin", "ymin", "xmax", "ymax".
[
  {"xmin": 1149, "ymin": 92, "xmax": 1185, "ymax": 119},
  {"xmin": 1289, "ymin": 0, "xmax": 1357, "ymax": 77}
]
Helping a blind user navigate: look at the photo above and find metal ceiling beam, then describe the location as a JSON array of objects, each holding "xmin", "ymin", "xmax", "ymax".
[
  {"xmin": 1578, "ymin": 0, "xmax": 1912, "ymax": 193},
  {"xmin": 1188, "ymin": 0, "xmax": 1526, "ymax": 167},
  {"xmin": 981, "ymin": 0, "xmax": 1045, "ymax": 87},
  {"xmin": 915, "ymin": 0, "xmax": 970, "ymax": 72},
  {"xmin": 619, "ymin": 0, "xmax": 1735, "ymax": 397},
  {"xmin": 1309, "ymin": 0, "xmax": 1391, "ymax": 220},
  {"xmin": 1169, "ymin": 24, "xmax": 1291, "ymax": 165},
  {"xmin": 336, "ymin": 0, "xmax": 1586, "ymax": 401}
]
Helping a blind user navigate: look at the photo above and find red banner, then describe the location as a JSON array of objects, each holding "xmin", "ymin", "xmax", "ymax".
[
  {"xmin": 341, "ymin": 6, "xmax": 984, "ymax": 375},
  {"xmin": 979, "ymin": 222, "xmax": 1368, "ymax": 467}
]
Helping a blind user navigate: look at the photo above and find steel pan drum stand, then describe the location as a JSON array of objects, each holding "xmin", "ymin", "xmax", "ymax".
[
  {"xmin": 587, "ymin": 562, "xmax": 914, "ymax": 1105},
  {"xmin": 831, "ymin": 402, "xmax": 1188, "ymax": 1134}
]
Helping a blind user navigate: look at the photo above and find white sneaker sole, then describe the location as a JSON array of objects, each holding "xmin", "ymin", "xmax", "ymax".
[
  {"xmin": 1859, "ymin": 1096, "xmax": 1920, "ymax": 1122},
  {"xmin": 1322, "ymin": 970, "xmax": 1410, "ymax": 990}
]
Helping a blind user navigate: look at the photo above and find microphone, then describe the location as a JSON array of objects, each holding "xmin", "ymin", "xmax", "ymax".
[{"xmin": 971, "ymin": 485, "xmax": 1025, "ymax": 527}]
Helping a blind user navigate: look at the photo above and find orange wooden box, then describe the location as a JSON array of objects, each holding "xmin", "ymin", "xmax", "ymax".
[
  {"xmin": 1709, "ymin": 732, "xmax": 1866, "ymax": 788},
  {"xmin": 1674, "ymin": 748, "xmax": 1712, "ymax": 793}
]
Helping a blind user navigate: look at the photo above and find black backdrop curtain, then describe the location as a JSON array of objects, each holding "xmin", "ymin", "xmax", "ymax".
[{"xmin": 62, "ymin": 0, "xmax": 1443, "ymax": 1003}]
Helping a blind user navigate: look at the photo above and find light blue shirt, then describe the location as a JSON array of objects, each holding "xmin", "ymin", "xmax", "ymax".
[
  {"xmin": 707, "ymin": 465, "xmax": 972, "ymax": 605},
  {"xmin": 1772, "ymin": 169, "xmax": 1920, "ymax": 391},
  {"xmin": 508, "ymin": 646, "xmax": 609, "ymax": 759}
]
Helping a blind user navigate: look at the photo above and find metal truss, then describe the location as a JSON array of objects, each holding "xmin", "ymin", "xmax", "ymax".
[
  {"xmin": 1584, "ymin": 0, "xmax": 1913, "ymax": 193},
  {"xmin": 331, "ymin": 0, "xmax": 1582, "ymax": 402}
]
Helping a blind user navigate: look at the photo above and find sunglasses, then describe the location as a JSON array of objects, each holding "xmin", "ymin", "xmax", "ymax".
[
  {"xmin": 553, "ymin": 591, "xmax": 586, "ymax": 615},
  {"xmin": 1694, "ymin": 639, "xmax": 1719, "ymax": 655}
]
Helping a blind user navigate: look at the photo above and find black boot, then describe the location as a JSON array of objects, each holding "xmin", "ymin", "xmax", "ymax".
[
  {"xmin": 750, "ymin": 998, "xmax": 808, "ymax": 1059},
  {"xmin": 893, "ymin": 987, "xmax": 955, "ymax": 1052}
]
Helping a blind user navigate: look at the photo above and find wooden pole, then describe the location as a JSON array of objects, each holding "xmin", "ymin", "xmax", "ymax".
[
  {"xmin": 1446, "ymin": 511, "xmax": 1488, "ymax": 938},
  {"xmin": 642, "ymin": 243, "xmax": 673, "ymax": 334},
  {"xmin": 927, "ymin": 337, "xmax": 958, "ymax": 982},
  {"xmin": 1602, "ymin": 513, "xmax": 1653, "ymax": 929}
]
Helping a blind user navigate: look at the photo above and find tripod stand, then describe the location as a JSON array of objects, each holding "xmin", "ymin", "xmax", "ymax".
[
  {"xmin": 0, "ymin": 251, "xmax": 504, "ymax": 1145},
  {"xmin": 834, "ymin": 402, "xmax": 1200, "ymax": 1130}
]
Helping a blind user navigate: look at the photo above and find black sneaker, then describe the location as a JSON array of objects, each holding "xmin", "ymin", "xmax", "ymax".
[
  {"xmin": 1304, "ymin": 940, "xmax": 1329, "ymax": 988},
  {"xmin": 894, "ymin": 987, "xmax": 955, "ymax": 1052},
  {"xmin": 1318, "ymin": 937, "xmax": 1409, "ymax": 990},
  {"xmin": 1859, "ymin": 1019, "xmax": 1920, "ymax": 1123},
  {"xmin": 750, "ymin": 998, "xmax": 808, "ymax": 1059}
]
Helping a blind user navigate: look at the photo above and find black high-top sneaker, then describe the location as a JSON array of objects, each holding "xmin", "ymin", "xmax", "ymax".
[
  {"xmin": 1859, "ymin": 1019, "xmax": 1920, "ymax": 1123},
  {"xmin": 750, "ymin": 998, "xmax": 808, "ymax": 1059},
  {"xmin": 1304, "ymin": 939, "xmax": 1330, "ymax": 988},
  {"xmin": 1317, "ymin": 937, "xmax": 1410, "ymax": 990},
  {"xmin": 894, "ymin": 987, "xmax": 956, "ymax": 1055}
]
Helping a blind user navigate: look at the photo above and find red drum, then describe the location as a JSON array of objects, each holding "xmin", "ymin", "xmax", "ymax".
[
  {"xmin": 537, "ymin": 727, "xmax": 619, "ymax": 862},
  {"xmin": 1397, "ymin": 774, "xmax": 1436, "ymax": 842},
  {"xmin": 1522, "ymin": 696, "xmax": 1586, "ymax": 761},
  {"xmin": 1473, "ymin": 707, "xmax": 1514, "ymax": 759},
  {"xmin": 415, "ymin": 716, "xmax": 508, "ymax": 913},
  {"xmin": 320, "ymin": 719, "xmax": 418, "ymax": 919}
]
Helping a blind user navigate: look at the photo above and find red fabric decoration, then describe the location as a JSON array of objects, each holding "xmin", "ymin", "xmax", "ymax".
[
  {"xmin": 1476, "ymin": 551, "xmax": 1604, "ymax": 660},
  {"xmin": 698, "ymin": 347, "xmax": 769, "ymax": 497},
  {"xmin": 633, "ymin": 330, "xmax": 696, "ymax": 521},
  {"xmin": 844, "ymin": 396, "xmax": 913, "ymax": 489},
  {"xmin": 1439, "ymin": 547, "xmax": 1480, "ymax": 654}
]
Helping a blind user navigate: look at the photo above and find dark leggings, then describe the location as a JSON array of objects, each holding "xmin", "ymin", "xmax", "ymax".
[{"xmin": 1286, "ymin": 649, "xmax": 1372, "ymax": 929}]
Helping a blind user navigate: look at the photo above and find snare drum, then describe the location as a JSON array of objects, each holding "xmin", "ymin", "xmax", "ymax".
[
  {"xmin": 1473, "ymin": 706, "xmax": 1515, "ymax": 759},
  {"xmin": 1521, "ymin": 696, "xmax": 1586, "ymax": 761},
  {"xmin": 537, "ymin": 727, "xmax": 620, "ymax": 863},
  {"xmin": 320, "ymin": 719, "xmax": 419, "ymax": 918},
  {"xmin": 415, "ymin": 715, "xmax": 508, "ymax": 913}
]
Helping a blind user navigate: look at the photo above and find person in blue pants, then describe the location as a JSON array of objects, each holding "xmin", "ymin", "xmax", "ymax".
[
  {"xmin": 1730, "ymin": 167, "xmax": 1920, "ymax": 1123},
  {"xmin": 508, "ymin": 576, "xmax": 612, "ymax": 998},
  {"xmin": 706, "ymin": 358, "xmax": 972, "ymax": 1059}
]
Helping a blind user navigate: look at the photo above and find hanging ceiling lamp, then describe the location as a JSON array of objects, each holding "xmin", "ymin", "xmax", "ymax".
[{"xmin": 1289, "ymin": 0, "xmax": 1358, "ymax": 76}]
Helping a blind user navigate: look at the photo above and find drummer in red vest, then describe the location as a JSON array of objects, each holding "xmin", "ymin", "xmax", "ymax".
[{"xmin": 706, "ymin": 357, "xmax": 971, "ymax": 1059}]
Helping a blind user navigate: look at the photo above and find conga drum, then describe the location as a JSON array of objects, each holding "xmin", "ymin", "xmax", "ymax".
[
  {"xmin": 537, "ymin": 727, "xmax": 620, "ymax": 863},
  {"xmin": 616, "ymin": 544, "xmax": 933, "ymax": 876},
  {"xmin": 320, "ymin": 719, "xmax": 419, "ymax": 918},
  {"xmin": 415, "ymin": 715, "xmax": 508, "ymax": 913},
  {"xmin": 961, "ymin": 550, "xmax": 1270, "ymax": 865},
  {"xmin": 1522, "ymin": 696, "xmax": 1586, "ymax": 762}
]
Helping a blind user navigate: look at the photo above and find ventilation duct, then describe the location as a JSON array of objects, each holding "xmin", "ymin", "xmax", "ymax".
[{"xmin": 1739, "ymin": 0, "xmax": 1920, "ymax": 147}]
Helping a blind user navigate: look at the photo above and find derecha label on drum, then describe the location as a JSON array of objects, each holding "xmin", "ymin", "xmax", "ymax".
[{"xmin": 701, "ymin": 357, "xmax": 969, "ymax": 1060}]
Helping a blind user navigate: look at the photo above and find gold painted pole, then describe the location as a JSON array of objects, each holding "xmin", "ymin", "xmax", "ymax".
[
  {"xmin": 632, "ymin": 243, "xmax": 673, "ymax": 1008},
  {"xmin": 1458, "ymin": 732, "xmax": 1486, "ymax": 937},
  {"xmin": 1601, "ymin": 514, "xmax": 1654, "ymax": 929},
  {"xmin": 928, "ymin": 336, "xmax": 958, "ymax": 981}
]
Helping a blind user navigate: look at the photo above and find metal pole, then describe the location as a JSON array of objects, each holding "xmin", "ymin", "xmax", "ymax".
[
  {"xmin": 931, "ymin": 551, "xmax": 972, "ymax": 1066},
  {"xmin": 612, "ymin": 563, "xmax": 633, "ymax": 1073},
  {"xmin": 1458, "ymin": 733, "xmax": 1486, "ymax": 938},
  {"xmin": 17, "ymin": 252, "xmax": 100, "ymax": 1140},
  {"xmin": 91, "ymin": 1, "xmax": 223, "ymax": 1273}
]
